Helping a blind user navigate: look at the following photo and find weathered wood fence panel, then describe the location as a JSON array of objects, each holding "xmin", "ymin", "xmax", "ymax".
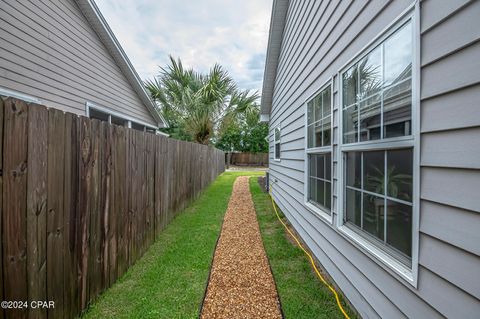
[
  {"xmin": 0, "ymin": 98, "xmax": 225, "ymax": 318},
  {"xmin": 0, "ymin": 100, "xmax": 3, "ymax": 319},
  {"xmin": 229, "ymin": 152, "xmax": 268, "ymax": 166}
]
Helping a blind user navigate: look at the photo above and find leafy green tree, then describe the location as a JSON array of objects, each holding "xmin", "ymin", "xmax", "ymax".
[
  {"xmin": 215, "ymin": 104, "xmax": 268, "ymax": 153},
  {"xmin": 145, "ymin": 56, "xmax": 258, "ymax": 144}
]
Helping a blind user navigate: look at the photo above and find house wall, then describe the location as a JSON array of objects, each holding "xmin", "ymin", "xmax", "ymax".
[
  {"xmin": 0, "ymin": 0, "xmax": 157, "ymax": 126},
  {"xmin": 268, "ymin": 0, "xmax": 480, "ymax": 317}
]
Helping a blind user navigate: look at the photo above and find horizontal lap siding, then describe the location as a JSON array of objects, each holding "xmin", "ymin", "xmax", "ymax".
[
  {"xmin": 419, "ymin": 3, "xmax": 480, "ymax": 312},
  {"xmin": 268, "ymin": 0, "xmax": 480, "ymax": 317},
  {"xmin": 0, "ymin": 0, "xmax": 157, "ymax": 126}
]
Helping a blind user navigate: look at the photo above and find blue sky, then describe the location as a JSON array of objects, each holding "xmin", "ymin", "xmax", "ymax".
[{"xmin": 96, "ymin": 0, "xmax": 273, "ymax": 92}]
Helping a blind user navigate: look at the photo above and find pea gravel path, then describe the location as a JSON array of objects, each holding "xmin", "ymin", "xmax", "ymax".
[{"xmin": 200, "ymin": 176, "xmax": 282, "ymax": 319}]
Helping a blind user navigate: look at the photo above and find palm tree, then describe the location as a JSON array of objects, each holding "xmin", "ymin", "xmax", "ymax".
[{"xmin": 145, "ymin": 56, "xmax": 258, "ymax": 144}]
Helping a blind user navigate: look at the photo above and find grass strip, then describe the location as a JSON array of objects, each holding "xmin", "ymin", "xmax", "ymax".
[
  {"xmin": 83, "ymin": 171, "xmax": 263, "ymax": 319},
  {"xmin": 249, "ymin": 177, "xmax": 357, "ymax": 319}
]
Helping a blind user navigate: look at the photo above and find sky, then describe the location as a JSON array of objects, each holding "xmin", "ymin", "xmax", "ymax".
[{"xmin": 96, "ymin": 0, "xmax": 273, "ymax": 93}]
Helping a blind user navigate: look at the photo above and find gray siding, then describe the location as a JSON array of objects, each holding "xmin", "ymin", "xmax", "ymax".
[
  {"xmin": 0, "ymin": 0, "xmax": 157, "ymax": 126},
  {"xmin": 268, "ymin": 0, "xmax": 480, "ymax": 317}
]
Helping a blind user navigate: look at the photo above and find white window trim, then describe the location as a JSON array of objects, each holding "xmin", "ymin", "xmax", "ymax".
[
  {"xmin": 303, "ymin": 80, "xmax": 334, "ymax": 224},
  {"xmin": 85, "ymin": 102, "xmax": 158, "ymax": 130},
  {"xmin": 273, "ymin": 124, "xmax": 281, "ymax": 161},
  {"xmin": 0, "ymin": 87, "xmax": 41, "ymax": 104},
  {"xmin": 336, "ymin": 4, "xmax": 420, "ymax": 287}
]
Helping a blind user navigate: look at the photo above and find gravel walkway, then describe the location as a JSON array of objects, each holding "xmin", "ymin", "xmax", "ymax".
[{"xmin": 201, "ymin": 176, "xmax": 282, "ymax": 319}]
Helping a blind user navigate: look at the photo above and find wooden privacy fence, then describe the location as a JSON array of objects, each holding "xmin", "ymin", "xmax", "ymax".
[
  {"xmin": 0, "ymin": 97, "xmax": 225, "ymax": 319},
  {"xmin": 229, "ymin": 153, "xmax": 268, "ymax": 166}
]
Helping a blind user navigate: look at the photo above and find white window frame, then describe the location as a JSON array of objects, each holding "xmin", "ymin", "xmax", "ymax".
[
  {"xmin": 273, "ymin": 124, "xmax": 281, "ymax": 161},
  {"xmin": 336, "ymin": 4, "xmax": 420, "ymax": 287},
  {"xmin": 0, "ymin": 87, "xmax": 41, "ymax": 103},
  {"xmin": 303, "ymin": 80, "xmax": 334, "ymax": 223},
  {"xmin": 86, "ymin": 102, "xmax": 158, "ymax": 131}
]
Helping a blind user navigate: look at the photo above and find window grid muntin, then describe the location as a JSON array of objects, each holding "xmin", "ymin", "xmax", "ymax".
[
  {"xmin": 345, "ymin": 186, "xmax": 413, "ymax": 207},
  {"xmin": 344, "ymin": 148, "xmax": 413, "ymax": 261},
  {"xmin": 307, "ymin": 86, "xmax": 332, "ymax": 149},
  {"xmin": 342, "ymin": 21, "xmax": 413, "ymax": 145},
  {"xmin": 308, "ymin": 153, "xmax": 332, "ymax": 214},
  {"xmin": 274, "ymin": 126, "xmax": 281, "ymax": 160}
]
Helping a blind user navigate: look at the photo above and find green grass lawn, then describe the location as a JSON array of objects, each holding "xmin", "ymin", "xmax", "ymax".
[
  {"xmin": 82, "ymin": 171, "xmax": 263, "ymax": 319},
  {"xmin": 249, "ymin": 177, "xmax": 357, "ymax": 319}
]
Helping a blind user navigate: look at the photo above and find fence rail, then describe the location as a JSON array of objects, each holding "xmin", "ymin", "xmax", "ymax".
[{"xmin": 0, "ymin": 97, "xmax": 225, "ymax": 319}]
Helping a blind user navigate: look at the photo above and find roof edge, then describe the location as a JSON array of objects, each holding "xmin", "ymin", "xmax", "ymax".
[
  {"xmin": 75, "ymin": 0, "xmax": 167, "ymax": 128},
  {"xmin": 260, "ymin": 0, "xmax": 289, "ymax": 118}
]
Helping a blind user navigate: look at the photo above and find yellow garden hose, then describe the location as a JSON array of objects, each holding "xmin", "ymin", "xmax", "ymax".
[{"xmin": 269, "ymin": 194, "xmax": 350, "ymax": 319}]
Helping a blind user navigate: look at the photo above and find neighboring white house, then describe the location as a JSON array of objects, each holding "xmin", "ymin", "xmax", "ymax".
[
  {"xmin": 261, "ymin": 0, "xmax": 480, "ymax": 317},
  {"xmin": 0, "ymin": 0, "xmax": 166, "ymax": 131}
]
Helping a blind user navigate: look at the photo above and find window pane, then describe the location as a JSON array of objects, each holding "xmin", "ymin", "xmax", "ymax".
[
  {"xmin": 325, "ymin": 181, "xmax": 332, "ymax": 210},
  {"xmin": 322, "ymin": 87, "xmax": 331, "ymax": 117},
  {"xmin": 90, "ymin": 109, "xmax": 109, "ymax": 122},
  {"xmin": 314, "ymin": 121, "xmax": 322, "ymax": 148},
  {"xmin": 309, "ymin": 177, "xmax": 316, "ymax": 202},
  {"xmin": 343, "ymin": 105, "xmax": 358, "ymax": 144},
  {"xmin": 346, "ymin": 152, "xmax": 361, "ymax": 188},
  {"xmin": 363, "ymin": 193, "xmax": 385, "ymax": 241},
  {"xmin": 359, "ymin": 94, "xmax": 381, "ymax": 142},
  {"xmin": 111, "ymin": 115, "xmax": 126, "ymax": 126},
  {"xmin": 346, "ymin": 188, "xmax": 361, "ymax": 227},
  {"xmin": 387, "ymin": 149, "xmax": 413, "ymax": 202},
  {"xmin": 359, "ymin": 47, "xmax": 382, "ymax": 100},
  {"xmin": 308, "ymin": 154, "xmax": 331, "ymax": 213},
  {"xmin": 383, "ymin": 80, "xmax": 412, "ymax": 138},
  {"xmin": 364, "ymin": 151, "xmax": 385, "ymax": 195},
  {"xmin": 384, "ymin": 22, "xmax": 412, "ymax": 87},
  {"xmin": 307, "ymin": 101, "xmax": 314, "ymax": 124},
  {"xmin": 309, "ymin": 154, "xmax": 317, "ymax": 177},
  {"xmin": 316, "ymin": 154, "xmax": 325, "ymax": 179},
  {"xmin": 314, "ymin": 94, "xmax": 322, "ymax": 122},
  {"xmin": 275, "ymin": 127, "xmax": 280, "ymax": 141},
  {"xmin": 317, "ymin": 180, "xmax": 325, "ymax": 206},
  {"xmin": 325, "ymin": 153, "xmax": 331, "ymax": 181},
  {"xmin": 343, "ymin": 64, "xmax": 358, "ymax": 108},
  {"xmin": 307, "ymin": 124, "xmax": 314, "ymax": 148},
  {"xmin": 275, "ymin": 143, "xmax": 280, "ymax": 159},
  {"xmin": 386, "ymin": 200, "xmax": 412, "ymax": 257},
  {"xmin": 323, "ymin": 119, "xmax": 331, "ymax": 146}
]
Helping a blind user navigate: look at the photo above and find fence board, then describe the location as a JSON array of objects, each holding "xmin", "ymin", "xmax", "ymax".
[
  {"xmin": 63, "ymin": 113, "xmax": 79, "ymax": 319},
  {"xmin": 104, "ymin": 124, "xmax": 114, "ymax": 288},
  {"xmin": 78, "ymin": 117, "xmax": 92, "ymax": 310},
  {"xmin": 26, "ymin": 104, "xmax": 48, "ymax": 319},
  {"xmin": 137, "ymin": 131, "xmax": 146, "ymax": 257},
  {"xmin": 114, "ymin": 125, "xmax": 127, "ymax": 278},
  {"xmin": 99, "ymin": 122, "xmax": 111, "ymax": 293},
  {"xmin": 3, "ymin": 98, "xmax": 28, "ymax": 319},
  {"xmin": 127, "ymin": 130, "xmax": 135, "ymax": 265},
  {"xmin": 154, "ymin": 137, "xmax": 162, "ymax": 237},
  {"xmin": 46, "ymin": 108, "xmax": 65, "ymax": 319},
  {"xmin": 88, "ymin": 119, "xmax": 101, "ymax": 303},
  {"xmin": 125, "ymin": 128, "xmax": 132, "ymax": 270},
  {"xmin": 146, "ymin": 134, "xmax": 155, "ymax": 247}
]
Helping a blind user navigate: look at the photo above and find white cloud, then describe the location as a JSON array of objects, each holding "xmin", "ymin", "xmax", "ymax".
[{"xmin": 95, "ymin": 0, "xmax": 272, "ymax": 92}]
